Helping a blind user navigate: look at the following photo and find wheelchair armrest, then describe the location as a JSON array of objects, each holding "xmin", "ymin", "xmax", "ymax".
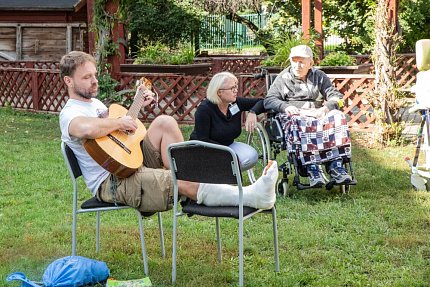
[{"xmin": 265, "ymin": 109, "xmax": 278, "ymax": 118}]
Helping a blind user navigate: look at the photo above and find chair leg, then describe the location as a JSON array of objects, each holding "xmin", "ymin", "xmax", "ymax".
[
  {"xmin": 96, "ymin": 211, "xmax": 100, "ymax": 253},
  {"xmin": 172, "ymin": 209, "xmax": 178, "ymax": 285},
  {"xmin": 215, "ymin": 217, "xmax": 222, "ymax": 263},
  {"xmin": 239, "ymin": 212, "xmax": 244, "ymax": 287},
  {"xmin": 157, "ymin": 212, "xmax": 165, "ymax": 258},
  {"xmin": 272, "ymin": 207, "xmax": 280, "ymax": 272},
  {"xmin": 136, "ymin": 210, "xmax": 149, "ymax": 276},
  {"xmin": 72, "ymin": 211, "xmax": 77, "ymax": 256}
]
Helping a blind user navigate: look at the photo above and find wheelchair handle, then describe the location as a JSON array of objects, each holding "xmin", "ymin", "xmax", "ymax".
[{"xmin": 253, "ymin": 68, "xmax": 269, "ymax": 79}]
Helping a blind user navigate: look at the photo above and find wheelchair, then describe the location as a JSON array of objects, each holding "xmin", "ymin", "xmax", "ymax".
[{"xmin": 245, "ymin": 71, "xmax": 357, "ymax": 196}]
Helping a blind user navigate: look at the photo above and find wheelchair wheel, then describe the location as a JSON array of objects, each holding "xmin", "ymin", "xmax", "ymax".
[
  {"xmin": 246, "ymin": 122, "xmax": 271, "ymax": 183},
  {"xmin": 277, "ymin": 178, "xmax": 289, "ymax": 197}
]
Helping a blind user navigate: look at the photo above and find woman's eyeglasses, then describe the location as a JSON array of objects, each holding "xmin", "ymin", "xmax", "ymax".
[{"xmin": 219, "ymin": 85, "xmax": 238, "ymax": 91}]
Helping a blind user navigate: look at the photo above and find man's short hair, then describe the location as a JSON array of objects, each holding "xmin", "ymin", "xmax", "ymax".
[{"xmin": 60, "ymin": 51, "xmax": 96, "ymax": 79}]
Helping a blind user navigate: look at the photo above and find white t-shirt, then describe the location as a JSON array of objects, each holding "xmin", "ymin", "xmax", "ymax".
[{"xmin": 59, "ymin": 98, "xmax": 110, "ymax": 195}]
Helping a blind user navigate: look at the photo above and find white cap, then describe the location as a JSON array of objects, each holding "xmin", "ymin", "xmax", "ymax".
[{"xmin": 289, "ymin": 45, "xmax": 313, "ymax": 59}]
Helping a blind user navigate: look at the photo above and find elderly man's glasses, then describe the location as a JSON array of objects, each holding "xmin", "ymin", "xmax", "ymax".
[{"xmin": 219, "ymin": 85, "xmax": 238, "ymax": 91}]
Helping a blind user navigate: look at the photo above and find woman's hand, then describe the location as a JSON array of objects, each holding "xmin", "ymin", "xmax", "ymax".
[{"xmin": 245, "ymin": 112, "xmax": 257, "ymax": 132}]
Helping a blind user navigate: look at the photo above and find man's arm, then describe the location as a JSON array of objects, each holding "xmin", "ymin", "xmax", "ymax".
[
  {"xmin": 69, "ymin": 116, "xmax": 138, "ymax": 139},
  {"xmin": 264, "ymin": 76, "xmax": 290, "ymax": 113},
  {"xmin": 319, "ymin": 72, "xmax": 343, "ymax": 104}
]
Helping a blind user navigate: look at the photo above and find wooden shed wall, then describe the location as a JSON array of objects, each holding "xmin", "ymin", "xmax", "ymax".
[
  {"xmin": 0, "ymin": 27, "xmax": 15, "ymax": 53},
  {"xmin": 0, "ymin": 24, "xmax": 87, "ymax": 61}
]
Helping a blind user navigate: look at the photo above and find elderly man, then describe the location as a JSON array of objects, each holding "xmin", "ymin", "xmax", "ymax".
[{"xmin": 264, "ymin": 45, "xmax": 352, "ymax": 188}]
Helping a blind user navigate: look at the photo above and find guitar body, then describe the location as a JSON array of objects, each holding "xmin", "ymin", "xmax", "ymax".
[{"xmin": 83, "ymin": 104, "xmax": 147, "ymax": 178}]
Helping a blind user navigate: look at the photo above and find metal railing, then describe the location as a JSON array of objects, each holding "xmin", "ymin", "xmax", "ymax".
[{"xmin": 200, "ymin": 13, "xmax": 269, "ymax": 50}]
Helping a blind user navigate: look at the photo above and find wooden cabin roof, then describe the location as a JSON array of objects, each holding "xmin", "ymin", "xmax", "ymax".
[{"xmin": 0, "ymin": 0, "xmax": 85, "ymax": 11}]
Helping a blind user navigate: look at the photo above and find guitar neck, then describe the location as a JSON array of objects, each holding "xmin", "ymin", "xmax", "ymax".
[{"xmin": 127, "ymin": 89, "xmax": 146, "ymax": 120}]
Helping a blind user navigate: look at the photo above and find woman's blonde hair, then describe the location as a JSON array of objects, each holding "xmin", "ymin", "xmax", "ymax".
[{"xmin": 206, "ymin": 71, "xmax": 237, "ymax": 105}]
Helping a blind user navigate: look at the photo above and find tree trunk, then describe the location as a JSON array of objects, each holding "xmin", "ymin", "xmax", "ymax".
[{"xmin": 371, "ymin": 0, "xmax": 401, "ymax": 145}]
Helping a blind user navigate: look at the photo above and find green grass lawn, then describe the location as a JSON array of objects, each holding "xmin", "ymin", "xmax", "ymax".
[{"xmin": 1, "ymin": 107, "xmax": 430, "ymax": 287}]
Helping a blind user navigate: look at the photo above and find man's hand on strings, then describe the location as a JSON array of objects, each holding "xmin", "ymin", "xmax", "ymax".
[{"xmin": 118, "ymin": 115, "xmax": 137, "ymax": 134}]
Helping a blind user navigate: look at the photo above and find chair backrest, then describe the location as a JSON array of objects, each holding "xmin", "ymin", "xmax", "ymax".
[
  {"xmin": 168, "ymin": 140, "xmax": 241, "ymax": 185},
  {"xmin": 61, "ymin": 142, "xmax": 82, "ymax": 179}
]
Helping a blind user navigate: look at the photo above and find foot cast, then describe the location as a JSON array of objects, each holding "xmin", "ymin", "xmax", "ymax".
[{"xmin": 197, "ymin": 160, "xmax": 278, "ymax": 210}]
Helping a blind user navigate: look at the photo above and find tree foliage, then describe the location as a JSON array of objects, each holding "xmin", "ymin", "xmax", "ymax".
[
  {"xmin": 398, "ymin": 0, "xmax": 430, "ymax": 52},
  {"xmin": 123, "ymin": 0, "xmax": 203, "ymax": 54},
  {"xmin": 321, "ymin": 0, "xmax": 430, "ymax": 54},
  {"xmin": 188, "ymin": 0, "xmax": 262, "ymax": 14},
  {"xmin": 120, "ymin": 0, "xmax": 430, "ymax": 56},
  {"xmin": 323, "ymin": 0, "xmax": 376, "ymax": 54}
]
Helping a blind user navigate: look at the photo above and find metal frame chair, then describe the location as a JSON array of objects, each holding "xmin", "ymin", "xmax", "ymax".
[
  {"xmin": 61, "ymin": 142, "xmax": 165, "ymax": 275},
  {"xmin": 168, "ymin": 140, "xmax": 279, "ymax": 287}
]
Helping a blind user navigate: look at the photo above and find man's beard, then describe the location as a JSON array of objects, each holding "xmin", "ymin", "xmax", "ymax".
[{"xmin": 74, "ymin": 85, "xmax": 97, "ymax": 100}]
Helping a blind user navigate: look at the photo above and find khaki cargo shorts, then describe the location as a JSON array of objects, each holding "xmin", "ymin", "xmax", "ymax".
[{"xmin": 97, "ymin": 136, "xmax": 174, "ymax": 213}]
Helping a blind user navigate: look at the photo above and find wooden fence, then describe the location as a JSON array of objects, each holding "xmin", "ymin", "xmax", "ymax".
[{"xmin": 0, "ymin": 54, "xmax": 418, "ymax": 130}]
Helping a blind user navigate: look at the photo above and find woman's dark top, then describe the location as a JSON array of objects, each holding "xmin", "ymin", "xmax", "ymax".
[{"xmin": 190, "ymin": 97, "xmax": 265, "ymax": 146}]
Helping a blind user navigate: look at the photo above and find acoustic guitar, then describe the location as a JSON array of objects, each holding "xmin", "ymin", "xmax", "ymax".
[{"xmin": 83, "ymin": 77, "xmax": 153, "ymax": 178}]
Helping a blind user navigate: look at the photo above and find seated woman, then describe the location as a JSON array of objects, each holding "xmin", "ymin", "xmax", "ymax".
[
  {"xmin": 190, "ymin": 71, "xmax": 265, "ymax": 171},
  {"xmin": 264, "ymin": 44, "xmax": 352, "ymax": 187}
]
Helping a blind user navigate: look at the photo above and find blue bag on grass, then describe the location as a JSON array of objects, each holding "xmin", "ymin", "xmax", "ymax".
[{"xmin": 7, "ymin": 256, "xmax": 109, "ymax": 287}]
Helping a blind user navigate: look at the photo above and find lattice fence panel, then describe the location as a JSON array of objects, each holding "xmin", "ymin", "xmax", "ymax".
[
  {"xmin": 118, "ymin": 73, "xmax": 210, "ymax": 124},
  {"xmin": 0, "ymin": 69, "xmax": 33, "ymax": 109},
  {"xmin": 0, "ymin": 61, "xmax": 59, "ymax": 70},
  {"xmin": 395, "ymin": 54, "xmax": 417, "ymax": 89},
  {"xmin": 352, "ymin": 54, "xmax": 417, "ymax": 89},
  {"xmin": 218, "ymin": 58, "xmax": 263, "ymax": 74},
  {"xmin": 0, "ymin": 62, "xmax": 27, "ymax": 68},
  {"xmin": 33, "ymin": 62, "xmax": 60, "ymax": 70},
  {"xmin": 240, "ymin": 75, "xmax": 266, "ymax": 98},
  {"xmin": 37, "ymin": 71, "xmax": 67, "ymax": 112},
  {"xmin": 331, "ymin": 75, "xmax": 376, "ymax": 129},
  {"xmin": 195, "ymin": 57, "xmax": 264, "ymax": 74}
]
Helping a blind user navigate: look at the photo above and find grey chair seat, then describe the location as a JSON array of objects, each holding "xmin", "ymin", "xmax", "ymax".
[
  {"xmin": 81, "ymin": 197, "xmax": 126, "ymax": 209},
  {"xmin": 181, "ymin": 200, "xmax": 258, "ymax": 218}
]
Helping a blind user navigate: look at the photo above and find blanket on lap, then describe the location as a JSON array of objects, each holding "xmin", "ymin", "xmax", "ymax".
[{"xmin": 277, "ymin": 110, "xmax": 352, "ymax": 166}]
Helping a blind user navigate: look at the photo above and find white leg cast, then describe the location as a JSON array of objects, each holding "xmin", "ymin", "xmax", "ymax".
[{"xmin": 197, "ymin": 161, "xmax": 278, "ymax": 209}]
